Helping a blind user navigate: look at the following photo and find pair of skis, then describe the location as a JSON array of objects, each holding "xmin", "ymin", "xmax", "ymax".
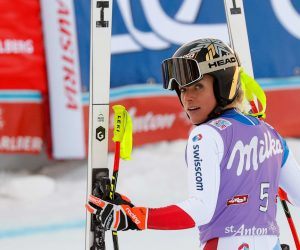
[{"xmin": 224, "ymin": 1, "xmax": 300, "ymax": 249}]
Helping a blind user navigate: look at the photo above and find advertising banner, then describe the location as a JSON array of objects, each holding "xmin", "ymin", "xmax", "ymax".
[
  {"xmin": 0, "ymin": 91, "xmax": 44, "ymax": 154},
  {"xmin": 41, "ymin": 0, "xmax": 85, "ymax": 159},
  {"xmin": 262, "ymin": 78, "xmax": 300, "ymax": 137},
  {"xmin": 0, "ymin": 1, "xmax": 47, "ymax": 154},
  {"xmin": 81, "ymin": 82, "xmax": 300, "ymax": 152},
  {"xmin": 1, "ymin": 0, "xmax": 300, "ymax": 155},
  {"xmin": 0, "ymin": 0, "xmax": 47, "ymax": 92},
  {"xmin": 75, "ymin": 0, "xmax": 300, "ymax": 138},
  {"xmin": 75, "ymin": 0, "xmax": 300, "ymax": 87}
]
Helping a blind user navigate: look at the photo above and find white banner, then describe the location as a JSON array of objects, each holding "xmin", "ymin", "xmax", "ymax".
[{"xmin": 41, "ymin": 0, "xmax": 85, "ymax": 159}]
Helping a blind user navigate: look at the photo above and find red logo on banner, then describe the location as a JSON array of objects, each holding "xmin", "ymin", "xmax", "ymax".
[
  {"xmin": 0, "ymin": 39, "xmax": 34, "ymax": 54},
  {"xmin": 57, "ymin": 0, "xmax": 80, "ymax": 110},
  {"xmin": 0, "ymin": 1, "xmax": 47, "ymax": 92},
  {"xmin": 0, "ymin": 103, "xmax": 44, "ymax": 153}
]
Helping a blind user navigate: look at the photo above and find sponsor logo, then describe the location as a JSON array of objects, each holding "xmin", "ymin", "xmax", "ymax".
[
  {"xmin": 191, "ymin": 39, "xmax": 231, "ymax": 56},
  {"xmin": 192, "ymin": 134, "xmax": 202, "ymax": 142},
  {"xmin": 238, "ymin": 243, "xmax": 250, "ymax": 250},
  {"xmin": 114, "ymin": 114, "xmax": 122, "ymax": 134},
  {"xmin": 225, "ymin": 224, "xmax": 268, "ymax": 236},
  {"xmin": 107, "ymin": 2, "xmax": 299, "ymax": 54},
  {"xmin": 271, "ymin": 1, "xmax": 300, "ymax": 40},
  {"xmin": 110, "ymin": 107, "xmax": 176, "ymax": 133},
  {"xmin": 268, "ymin": 221, "xmax": 278, "ymax": 234},
  {"xmin": 193, "ymin": 144, "xmax": 203, "ymax": 191},
  {"xmin": 96, "ymin": 126, "xmax": 106, "ymax": 141},
  {"xmin": 105, "ymin": 211, "xmax": 114, "ymax": 229},
  {"xmin": 0, "ymin": 136, "xmax": 42, "ymax": 152},
  {"xmin": 210, "ymin": 118, "xmax": 232, "ymax": 130},
  {"xmin": 227, "ymin": 131, "xmax": 283, "ymax": 176},
  {"xmin": 228, "ymin": 0, "xmax": 242, "ymax": 15},
  {"xmin": 96, "ymin": 1, "xmax": 110, "ymax": 28},
  {"xmin": 125, "ymin": 207, "xmax": 141, "ymax": 225},
  {"xmin": 208, "ymin": 57, "xmax": 237, "ymax": 68},
  {"xmin": 0, "ymin": 39, "xmax": 34, "ymax": 54},
  {"xmin": 110, "ymin": 1, "xmax": 228, "ymax": 54},
  {"xmin": 183, "ymin": 52, "xmax": 196, "ymax": 59},
  {"xmin": 97, "ymin": 113, "xmax": 105, "ymax": 123},
  {"xmin": 57, "ymin": 0, "xmax": 80, "ymax": 111},
  {"xmin": 227, "ymin": 195, "xmax": 248, "ymax": 206}
]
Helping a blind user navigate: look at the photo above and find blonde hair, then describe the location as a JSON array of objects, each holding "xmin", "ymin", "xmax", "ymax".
[{"xmin": 223, "ymin": 86, "xmax": 251, "ymax": 114}]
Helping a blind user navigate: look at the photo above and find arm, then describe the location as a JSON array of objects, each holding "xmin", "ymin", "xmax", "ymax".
[
  {"xmin": 279, "ymin": 149, "xmax": 300, "ymax": 206},
  {"xmin": 148, "ymin": 125, "xmax": 223, "ymax": 229},
  {"xmin": 86, "ymin": 125, "xmax": 224, "ymax": 231}
]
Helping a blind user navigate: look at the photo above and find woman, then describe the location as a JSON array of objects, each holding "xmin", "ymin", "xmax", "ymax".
[{"xmin": 86, "ymin": 38, "xmax": 300, "ymax": 249}]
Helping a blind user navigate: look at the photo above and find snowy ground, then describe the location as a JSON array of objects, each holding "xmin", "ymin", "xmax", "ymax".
[{"xmin": 0, "ymin": 139, "xmax": 300, "ymax": 250}]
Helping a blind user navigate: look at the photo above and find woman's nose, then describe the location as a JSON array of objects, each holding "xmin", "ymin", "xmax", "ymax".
[{"xmin": 182, "ymin": 89, "xmax": 194, "ymax": 102}]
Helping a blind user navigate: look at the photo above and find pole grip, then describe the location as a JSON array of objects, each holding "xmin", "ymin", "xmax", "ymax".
[{"xmin": 112, "ymin": 105, "xmax": 126, "ymax": 143}]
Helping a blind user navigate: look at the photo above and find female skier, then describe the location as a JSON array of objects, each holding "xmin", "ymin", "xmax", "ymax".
[{"xmin": 86, "ymin": 38, "xmax": 300, "ymax": 249}]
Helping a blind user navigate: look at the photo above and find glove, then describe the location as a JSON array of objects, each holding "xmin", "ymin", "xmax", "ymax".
[{"xmin": 86, "ymin": 194, "xmax": 147, "ymax": 231}]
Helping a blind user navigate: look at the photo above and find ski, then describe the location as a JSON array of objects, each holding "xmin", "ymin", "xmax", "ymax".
[
  {"xmin": 224, "ymin": 0, "xmax": 263, "ymax": 114},
  {"xmin": 224, "ymin": 0, "xmax": 253, "ymax": 77},
  {"xmin": 85, "ymin": 1, "xmax": 113, "ymax": 250}
]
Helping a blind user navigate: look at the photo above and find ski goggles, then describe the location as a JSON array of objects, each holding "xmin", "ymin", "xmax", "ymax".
[
  {"xmin": 161, "ymin": 55, "xmax": 239, "ymax": 90},
  {"xmin": 162, "ymin": 57, "xmax": 201, "ymax": 90}
]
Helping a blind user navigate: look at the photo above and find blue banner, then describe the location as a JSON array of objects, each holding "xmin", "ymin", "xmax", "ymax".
[{"xmin": 74, "ymin": 0, "xmax": 300, "ymax": 89}]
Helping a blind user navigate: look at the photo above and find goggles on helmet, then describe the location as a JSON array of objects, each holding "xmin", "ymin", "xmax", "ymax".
[
  {"xmin": 162, "ymin": 55, "xmax": 239, "ymax": 90},
  {"xmin": 162, "ymin": 57, "xmax": 201, "ymax": 90}
]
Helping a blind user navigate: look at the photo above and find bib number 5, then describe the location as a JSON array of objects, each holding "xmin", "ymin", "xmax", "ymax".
[{"xmin": 259, "ymin": 182, "xmax": 270, "ymax": 212}]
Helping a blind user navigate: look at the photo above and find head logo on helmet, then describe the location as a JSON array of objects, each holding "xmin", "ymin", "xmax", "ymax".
[{"xmin": 162, "ymin": 38, "xmax": 241, "ymax": 114}]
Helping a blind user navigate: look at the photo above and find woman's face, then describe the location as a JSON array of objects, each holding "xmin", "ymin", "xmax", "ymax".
[{"xmin": 180, "ymin": 74, "xmax": 217, "ymax": 125}]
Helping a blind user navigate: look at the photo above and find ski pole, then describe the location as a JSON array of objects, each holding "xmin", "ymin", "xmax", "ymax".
[
  {"xmin": 111, "ymin": 135, "xmax": 120, "ymax": 250},
  {"xmin": 278, "ymin": 188, "xmax": 300, "ymax": 249},
  {"xmin": 110, "ymin": 105, "xmax": 133, "ymax": 250}
]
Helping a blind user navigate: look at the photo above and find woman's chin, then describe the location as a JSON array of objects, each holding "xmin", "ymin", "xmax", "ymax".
[{"xmin": 190, "ymin": 116, "xmax": 205, "ymax": 125}]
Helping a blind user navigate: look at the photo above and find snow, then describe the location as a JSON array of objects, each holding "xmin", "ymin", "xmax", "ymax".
[
  {"xmin": 0, "ymin": 139, "xmax": 300, "ymax": 250},
  {"xmin": 0, "ymin": 175, "xmax": 55, "ymax": 200}
]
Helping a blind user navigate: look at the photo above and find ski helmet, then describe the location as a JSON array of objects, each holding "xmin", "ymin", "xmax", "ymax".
[{"xmin": 161, "ymin": 38, "xmax": 241, "ymax": 109}]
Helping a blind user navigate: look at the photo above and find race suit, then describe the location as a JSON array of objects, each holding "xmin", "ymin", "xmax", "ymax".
[{"xmin": 146, "ymin": 109, "xmax": 300, "ymax": 250}]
